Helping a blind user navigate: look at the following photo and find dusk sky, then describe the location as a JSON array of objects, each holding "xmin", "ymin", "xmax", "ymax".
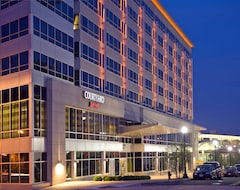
[{"xmin": 160, "ymin": 0, "xmax": 240, "ymax": 135}]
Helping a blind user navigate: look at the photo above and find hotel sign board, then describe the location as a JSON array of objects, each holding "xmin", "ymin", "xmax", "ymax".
[{"xmin": 83, "ymin": 91, "xmax": 105, "ymax": 108}]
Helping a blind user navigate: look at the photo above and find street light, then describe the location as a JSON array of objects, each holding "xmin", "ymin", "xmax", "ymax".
[
  {"xmin": 212, "ymin": 140, "xmax": 218, "ymax": 161},
  {"xmin": 228, "ymin": 146, "xmax": 233, "ymax": 165},
  {"xmin": 181, "ymin": 126, "xmax": 188, "ymax": 178}
]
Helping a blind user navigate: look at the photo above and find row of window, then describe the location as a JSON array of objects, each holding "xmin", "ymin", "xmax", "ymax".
[
  {"xmin": 80, "ymin": 70, "xmax": 190, "ymax": 110},
  {"xmin": 36, "ymin": 0, "xmax": 73, "ymax": 23},
  {"xmin": 33, "ymin": 51, "xmax": 74, "ymax": 82},
  {"xmin": 1, "ymin": 51, "xmax": 28, "ymax": 76},
  {"xmin": 33, "ymin": 16, "xmax": 73, "ymax": 53},
  {"xmin": 0, "ymin": 85, "xmax": 29, "ymax": 139},
  {"xmin": 0, "ymin": 0, "xmax": 22, "ymax": 10},
  {"xmin": 34, "ymin": 85, "xmax": 46, "ymax": 137},
  {"xmin": 65, "ymin": 107, "xmax": 119, "ymax": 140},
  {"xmin": 81, "ymin": 15, "xmax": 100, "ymax": 40},
  {"xmin": 1, "ymin": 16, "xmax": 28, "ymax": 43},
  {"xmin": 106, "ymin": 8, "xmax": 121, "ymax": 31},
  {"xmin": 81, "ymin": 0, "xmax": 192, "ymax": 58},
  {"xmin": 106, "ymin": 33, "xmax": 121, "ymax": 53},
  {"xmin": 0, "ymin": 85, "xmax": 28, "ymax": 103},
  {"xmin": 0, "ymin": 153, "xmax": 29, "ymax": 183}
]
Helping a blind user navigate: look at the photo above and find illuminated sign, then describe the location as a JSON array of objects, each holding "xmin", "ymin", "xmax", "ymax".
[{"xmin": 83, "ymin": 91, "xmax": 105, "ymax": 104}]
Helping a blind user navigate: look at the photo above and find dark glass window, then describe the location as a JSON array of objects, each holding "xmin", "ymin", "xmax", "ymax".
[
  {"xmin": 10, "ymin": 54, "xmax": 18, "ymax": 73},
  {"xmin": 2, "ymin": 89, "xmax": 9, "ymax": 103},
  {"xmin": 20, "ymin": 85, "xmax": 28, "ymax": 99},
  {"xmin": 56, "ymin": 61, "xmax": 61, "ymax": 75},
  {"xmin": 11, "ymin": 87, "xmax": 19, "ymax": 101},
  {"xmin": 20, "ymin": 51, "xmax": 28, "ymax": 65},
  {"xmin": 1, "ymin": 23, "xmax": 9, "ymax": 37},
  {"xmin": 62, "ymin": 63, "xmax": 67, "ymax": 75},
  {"xmin": 19, "ymin": 16, "xmax": 28, "ymax": 36},
  {"xmin": 41, "ymin": 20, "xmax": 47, "ymax": 40},
  {"xmin": 34, "ymin": 85, "xmax": 40, "ymax": 99},
  {"xmin": 10, "ymin": 20, "xmax": 18, "ymax": 39},
  {"xmin": 34, "ymin": 17, "xmax": 40, "ymax": 36},
  {"xmin": 2, "ymin": 57, "xmax": 9, "ymax": 70},
  {"xmin": 34, "ymin": 51, "xmax": 40, "ymax": 70},
  {"xmin": 56, "ymin": 29, "xmax": 61, "ymax": 46},
  {"xmin": 48, "ymin": 57, "xmax": 55, "ymax": 74},
  {"xmin": 42, "ymin": 87, "xmax": 47, "ymax": 101},
  {"xmin": 48, "ymin": 25, "xmax": 54, "ymax": 43},
  {"xmin": 20, "ymin": 51, "xmax": 28, "ymax": 70}
]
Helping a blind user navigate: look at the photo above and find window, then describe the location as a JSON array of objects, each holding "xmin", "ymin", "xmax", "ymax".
[
  {"xmin": 1, "ymin": 51, "xmax": 28, "ymax": 76},
  {"xmin": 111, "ymin": 0, "xmax": 120, "ymax": 8},
  {"xmin": 105, "ymin": 81, "xmax": 121, "ymax": 98},
  {"xmin": 106, "ymin": 57, "xmax": 121, "ymax": 75},
  {"xmin": 158, "ymin": 35, "xmax": 163, "ymax": 47},
  {"xmin": 81, "ymin": 71, "xmax": 101, "ymax": 91},
  {"xmin": 168, "ymin": 61, "xmax": 173, "ymax": 71},
  {"xmin": 144, "ymin": 4, "xmax": 154, "ymax": 20},
  {"xmin": 0, "ymin": 153, "xmax": 29, "ymax": 183},
  {"xmin": 145, "ymin": 60, "xmax": 152, "ymax": 73},
  {"xmin": 33, "ymin": 16, "xmax": 73, "ymax": 53},
  {"xmin": 168, "ymin": 76, "xmax": 173, "ymax": 86},
  {"xmin": 145, "ymin": 79, "xmax": 152, "ymax": 91},
  {"xmin": 81, "ymin": 43, "xmax": 100, "ymax": 65},
  {"xmin": 144, "ymin": 23, "xmax": 152, "ymax": 36},
  {"xmin": 1, "ymin": 16, "xmax": 28, "ymax": 43},
  {"xmin": 145, "ymin": 41, "xmax": 152, "ymax": 55},
  {"xmin": 128, "ymin": 69, "xmax": 138, "ymax": 84},
  {"xmin": 106, "ymin": 9, "xmax": 120, "ymax": 30},
  {"xmin": 128, "ymin": 48, "xmax": 138, "ymax": 64},
  {"xmin": 127, "ymin": 90, "xmax": 139, "ymax": 103},
  {"xmin": 169, "ymin": 92, "xmax": 173, "ymax": 101},
  {"xmin": 158, "ymin": 52, "xmax": 163, "ymax": 63},
  {"xmin": 36, "ymin": 0, "xmax": 73, "ymax": 23},
  {"xmin": 169, "ymin": 46, "xmax": 173, "ymax": 56},
  {"xmin": 106, "ymin": 33, "xmax": 121, "ymax": 53},
  {"xmin": 127, "ymin": 27, "xmax": 137, "ymax": 43},
  {"xmin": 81, "ymin": 15, "xmax": 99, "ymax": 39},
  {"xmin": 158, "ymin": 86, "xmax": 163, "ymax": 96},
  {"xmin": 33, "ymin": 51, "xmax": 73, "ymax": 82},
  {"xmin": 1, "ymin": 0, "xmax": 23, "ymax": 10},
  {"xmin": 157, "ymin": 102, "xmax": 164, "ymax": 112},
  {"xmin": 143, "ymin": 97, "xmax": 152, "ymax": 108},
  {"xmin": 158, "ymin": 69, "xmax": 163, "ymax": 80},
  {"xmin": 82, "ymin": 0, "xmax": 98, "ymax": 13},
  {"xmin": 128, "ymin": 6, "xmax": 138, "ymax": 23}
]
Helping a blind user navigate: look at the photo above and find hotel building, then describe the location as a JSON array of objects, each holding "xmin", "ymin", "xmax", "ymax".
[{"xmin": 0, "ymin": 0, "xmax": 202, "ymax": 188}]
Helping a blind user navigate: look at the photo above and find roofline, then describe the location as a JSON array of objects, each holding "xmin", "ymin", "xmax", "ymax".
[{"xmin": 151, "ymin": 0, "xmax": 194, "ymax": 48}]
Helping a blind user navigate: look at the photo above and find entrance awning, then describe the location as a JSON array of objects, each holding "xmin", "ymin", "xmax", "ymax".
[{"xmin": 119, "ymin": 123, "xmax": 180, "ymax": 137}]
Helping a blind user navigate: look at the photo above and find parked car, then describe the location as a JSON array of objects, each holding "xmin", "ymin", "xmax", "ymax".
[
  {"xmin": 193, "ymin": 164, "xmax": 217, "ymax": 180},
  {"xmin": 223, "ymin": 166, "xmax": 239, "ymax": 177},
  {"xmin": 234, "ymin": 164, "xmax": 240, "ymax": 175},
  {"xmin": 203, "ymin": 161, "xmax": 223, "ymax": 179}
]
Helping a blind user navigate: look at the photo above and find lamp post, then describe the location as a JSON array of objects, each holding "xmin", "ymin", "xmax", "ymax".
[
  {"xmin": 212, "ymin": 140, "xmax": 218, "ymax": 161},
  {"xmin": 228, "ymin": 146, "xmax": 233, "ymax": 165},
  {"xmin": 181, "ymin": 126, "xmax": 188, "ymax": 178}
]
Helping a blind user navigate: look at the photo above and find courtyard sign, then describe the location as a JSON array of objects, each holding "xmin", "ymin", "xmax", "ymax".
[{"xmin": 83, "ymin": 91, "xmax": 105, "ymax": 104}]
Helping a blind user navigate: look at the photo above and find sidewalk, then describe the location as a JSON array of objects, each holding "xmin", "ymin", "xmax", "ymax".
[{"xmin": 35, "ymin": 172, "xmax": 193, "ymax": 190}]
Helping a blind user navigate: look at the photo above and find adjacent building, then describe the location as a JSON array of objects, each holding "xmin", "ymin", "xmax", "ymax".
[{"xmin": 0, "ymin": 0, "xmax": 202, "ymax": 188}]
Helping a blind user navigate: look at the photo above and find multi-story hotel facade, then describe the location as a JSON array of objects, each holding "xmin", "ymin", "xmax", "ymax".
[{"xmin": 0, "ymin": 0, "xmax": 202, "ymax": 188}]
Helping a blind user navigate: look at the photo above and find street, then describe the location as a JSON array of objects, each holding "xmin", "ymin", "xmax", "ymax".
[{"xmin": 41, "ymin": 176, "xmax": 240, "ymax": 190}]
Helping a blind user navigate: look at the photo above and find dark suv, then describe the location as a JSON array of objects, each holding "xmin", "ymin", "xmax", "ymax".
[{"xmin": 203, "ymin": 161, "xmax": 223, "ymax": 179}]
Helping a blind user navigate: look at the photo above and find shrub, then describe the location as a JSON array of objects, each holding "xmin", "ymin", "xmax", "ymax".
[{"xmin": 93, "ymin": 176, "xmax": 102, "ymax": 181}]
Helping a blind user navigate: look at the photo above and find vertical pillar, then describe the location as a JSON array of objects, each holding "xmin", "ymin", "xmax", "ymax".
[
  {"xmin": 101, "ymin": 151, "xmax": 106, "ymax": 175},
  {"xmin": 70, "ymin": 151, "xmax": 76, "ymax": 178}
]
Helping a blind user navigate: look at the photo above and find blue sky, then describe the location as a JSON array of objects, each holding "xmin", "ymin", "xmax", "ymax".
[{"xmin": 159, "ymin": 0, "xmax": 240, "ymax": 135}]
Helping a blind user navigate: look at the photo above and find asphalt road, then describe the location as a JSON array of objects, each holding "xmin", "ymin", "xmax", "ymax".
[{"xmin": 41, "ymin": 177, "xmax": 240, "ymax": 190}]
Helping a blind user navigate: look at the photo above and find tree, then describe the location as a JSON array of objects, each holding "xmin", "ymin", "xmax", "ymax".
[{"xmin": 168, "ymin": 143, "xmax": 191, "ymax": 178}]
